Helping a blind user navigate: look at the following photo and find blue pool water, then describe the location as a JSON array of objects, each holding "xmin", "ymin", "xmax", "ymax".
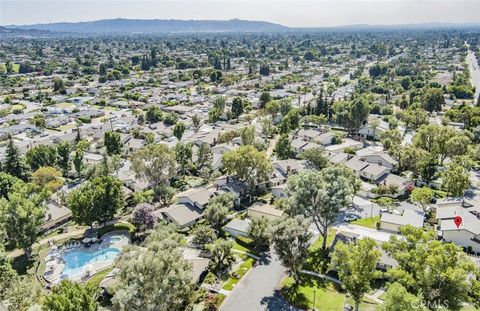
[{"xmin": 61, "ymin": 247, "xmax": 120, "ymax": 278}]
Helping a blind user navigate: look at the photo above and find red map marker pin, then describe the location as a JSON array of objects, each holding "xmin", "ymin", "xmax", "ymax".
[{"xmin": 454, "ymin": 216, "xmax": 463, "ymax": 228}]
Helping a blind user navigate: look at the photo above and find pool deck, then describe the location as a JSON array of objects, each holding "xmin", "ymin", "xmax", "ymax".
[{"xmin": 43, "ymin": 231, "xmax": 130, "ymax": 284}]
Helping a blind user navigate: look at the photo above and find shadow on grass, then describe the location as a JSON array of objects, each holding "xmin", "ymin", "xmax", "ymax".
[
  {"xmin": 12, "ymin": 253, "xmax": 36, "ymax": 275},
  {"xmin": 303, "ymin": 247, "xmax": 330, "ymax": 273}
]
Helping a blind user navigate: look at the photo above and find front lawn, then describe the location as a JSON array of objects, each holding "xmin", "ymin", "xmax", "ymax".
[
  {"xmin": 232, "ymin": 236, "xmax": 255, "ymax": 254},
  {"xmin": 281, "ymin": 276, "xmax": 345, "ymax": 311},
  {"xmin": 281, "ymin": 275, "xmax": 382, "ymax": 311},
  {"xmin": 222, "ymin": 257, "xmax": 255, "ymax": 291},
  {"xmin": 303, "ymin": 229, "xmax": 336, "ymax": 272},
  {"xmin": 352, "ymin": 216, "xmax": 381, "ymax": 229}
]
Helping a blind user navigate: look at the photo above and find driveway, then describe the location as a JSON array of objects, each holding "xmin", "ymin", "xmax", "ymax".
[{"xmin": 220, "ymin": 250, "xmax": 298, "ymax": 311}]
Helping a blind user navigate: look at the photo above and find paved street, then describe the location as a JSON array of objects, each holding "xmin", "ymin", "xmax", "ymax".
[{"xmin": 221, "ymin": 251, "xmax": 298, "ymax": 311}]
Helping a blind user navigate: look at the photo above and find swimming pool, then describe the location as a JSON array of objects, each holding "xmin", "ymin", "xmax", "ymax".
[
  {"xmin": 53, "ymin": 232, "xmax": 130, "ymax": 281},
  {"xmin": 61, "ymin": 247, "xmax": 120, "ymax": 278}
]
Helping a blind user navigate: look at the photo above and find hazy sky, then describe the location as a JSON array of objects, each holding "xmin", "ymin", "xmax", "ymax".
[{"xmin": 1, "ymin": 0, "xmax": 480, "ymax": 27}]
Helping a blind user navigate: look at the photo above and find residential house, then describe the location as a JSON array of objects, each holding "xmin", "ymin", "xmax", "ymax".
[
  {"xmin": 380, "ymin": 209, "xmax": 425, "ymax": 233},
  {"xmin": 436, "ymin": 200, "xmax": 480, "ymax": 253},
  {"xmin": 224, "ymin": 218, "xmax": 250, "ymax": 238},
  {"xmin": 247, "ymin": 202, "xmax": 283, "ymax": 220}
]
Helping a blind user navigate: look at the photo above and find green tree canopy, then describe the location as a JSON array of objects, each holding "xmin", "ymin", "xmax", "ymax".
[
  {"xmin": 25, "ymin": 144, "xmax": 57, "ymax": 171},
  {"xmin": 43, "ymin": 280, "xmax": 98, "ymax": 311},
  {"xmin": 222, "ymin": 145, "xmax": 273, "ymax": 189},
  {"xmin": 131, "ymin": 144, "xmax": 176, "ymax": 190},
  {"xmin": 330, "ymin": 238, "xmax": 382, "ymax": 311},
  {"xmin": 286, "ymin": 166, "xmax": 360, "ymax": 249},
  {"xmin": 67, "ymin": 175, "xmax": 124, "ymax": 226}
]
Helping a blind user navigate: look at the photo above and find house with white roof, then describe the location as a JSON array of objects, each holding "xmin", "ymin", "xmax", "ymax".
[
  {"xmin": 437, "ymin": 205, "xmax": 480, "ymax": 253},
  {"xmin": 380, "ymin": 209, "xmax": 425, "ymax": 233}
]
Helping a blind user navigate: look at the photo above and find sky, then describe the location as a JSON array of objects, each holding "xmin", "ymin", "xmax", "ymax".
[{"xmin": 1, "ymin": 0, "xmax": 480, "ymax": 27}]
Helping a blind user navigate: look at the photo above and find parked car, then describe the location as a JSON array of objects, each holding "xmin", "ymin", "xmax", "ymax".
[
  {"xmin": 344, "ymin": 214, "xmax": 359, "ymax": 222},
  {"xmin": 379, "ymin": 208, "xmax": 389, "ymax": 215}
]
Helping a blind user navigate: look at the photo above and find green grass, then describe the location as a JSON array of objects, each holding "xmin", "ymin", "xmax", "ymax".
[
  {"xmin": 222, "ymin": 258, "xmax": 255, "ymax": 291},
  {"xmin": 232, "ymin": 236, "xmax": 254, "ymax": 254},
  {"xmin": 309, "ymin": 229, "xmax": 337, "ymax": 252},
  {"xmin": 303, "ymin": 229, "xmax": 337, "ymax": 272},
  {"xmin": 98, "ymin": 222, "xmax": 136, "ymax": 237},
  {"xmin": 215, "ymin": 293, "xmax": 226, "ymax": 308},
  {"xmin": 282, "ymin": 275, "xmax": 382, "ymax": 311},
  {"xmin": 352, "ymin": 216, "xmax": 381, "ymax": 229},
  {"xmin": 281, "ymin": 276, "xmax": 345, "ymax": 311},
  {"xmin": 86, "ymin": 268, "xmax": 113, "ymax": 288}
]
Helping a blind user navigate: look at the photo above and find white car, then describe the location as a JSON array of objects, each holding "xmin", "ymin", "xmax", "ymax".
[{"xmin": 344, "ymin": 214, "xmax": 359, "ymax": 222}]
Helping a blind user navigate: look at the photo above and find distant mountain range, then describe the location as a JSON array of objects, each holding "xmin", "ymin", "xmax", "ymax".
[
  {"xmin": 3, "ymin": 19, "xmax": 480, "ymax": 37},
  {"xmin": 5, "ymin": 18, "xmax": 289, "ymax": 34}
]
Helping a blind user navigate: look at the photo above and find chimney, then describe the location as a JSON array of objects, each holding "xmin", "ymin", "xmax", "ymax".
[{"xmin": 286, "ymin": 165, "xmax": 291, "ymax": 175}]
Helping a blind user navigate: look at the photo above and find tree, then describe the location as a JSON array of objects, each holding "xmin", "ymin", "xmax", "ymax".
[
  {"xmin": 73, "ymin": 149, "xmax": 84, "ymax": 177},
  {"xmin": 31, "ymin": 166, "xmax": 64, "ymax": 192},
  {"xmin": 300, "ymin": 147, "xmax": 328, "ymax": 171},
  {"xmin": 3, "ymin": 136, "xmax": 26, "ymax": 179},
  {"xmin": 175, "ymin": 143, "xmax": 192, "ymax": 176},
  {"xmin": 204, "ymin": 202, "xmax": 229, "ymax": 232},
  {"xmin": 104, "ymin": 131, "xmax": 123, "ymax": 156},
  {"xmin": 67, "ymin": 176, "xmax": 124, "ymax": 227},
  {"xmin": 56, "ymin": 141, "xmax": 71, "ymax": 176},
  {"xmin": 333, "ymin": 98, "xmax": 370, "ymax": 134},
  {"xmin": 413, "ymin": 124, "xmax": 459, "ymax": 164},
  {"xmin": 418, "ymin": 154, "xmax": 438, "ymax": 185},
  {"xmin": 445, "ymin": 134, "xmax": 471, "ymax": 161},
  {"xmin": 3, "ymin": 275, "xmax": 43, "ymax": 311},
  {"xmin": 401, "ymin": 108, "xmax": 429, "ymax": 131},
  {"xmin": 197, "ymin": 143, "xmax": 213, "ymax": 179},
  {"xmin": 113, "ymin": 224, "xmax": 193, "ymax": 311},
  {"xmin": 131, "ymin": 203, "xmax": 156, "ymax": 232},
  {"xmin": 222, "ymin": 145, "xmax": 273, "ymax": 189},
  {"xmin": 375, "ymin": 197, "xmax": 397, "ymax": 213},
  {"xmin": 381, "ymin": 283, "xmax": 427, "ymax": 311},
  {"xmin": 208, "ymin": 238, "xmax": 235, "ymax": 273},
  {"xmin": 154, "ymin": 184, "xmax": 176, "ymax": 206},
  {"xmin": 272, "ymin": 216, "xmax": 312, "ymax": 285},
  {"xmin": 33, "ymin": 113, "xmax": 46, "ymax": 129},
  {"xmin": 422, "ymin": 88, "xmax": 445, "ymax": 112},
  {"xmin": 259, "ymin": 92, "xmax": 271, "ymax": 109},
  {"xmin": 0, "ymin": 182, "xmax": 46, "ymax": 254},
  {"xmin": 25, "ymin": 144, "xmax": 57, "ymax": 171},
  {"xmin": 192, "ymin": 114, "xmax": 202, "ymax": 132},
  {"xmin": 382, "ymin": 226, "xmax": 476, "ymax": 311},
  {"xmin": 191, "ymin": 225, "xmax": 216, "ymax": 247},
  {"xmin": 381, "ymin": 129, "xmax": 402, "ymax": 153},
  {"xmin": 173, "ymin": 122, "xmax": 186, "ymax": 141},
  {"xmin": 265, "ymin": 100, "xmax": 280, "ymax": 118},
  {"xmin": 0, "ymin": 172, "xmax": 20, "ymax": 199},
  {"xmin": 249, "ymin": 217, "xmax": 272, "ymax": 251},
  {"xmin": 43, "ymin": 280, "xmax": 98, "ymax": 311},
  {"xmin": 231, "ymin": 97, "xmax": 244, "ymax": 121},
  {"xmin": 442, "ymin": 163, "xmax": 470, "ymax": 197},
  {"xmin": 53, "ymin": 78, "xmax": 66, "ymax": 94},
  {"xmin": 286, "ymin": 166, "xmax": 360, "ymax": 249},
  {"xmin": 240, "ymin": 126, "xmax": 255, "ymax": 146},
  {"xmin": 0, "ymin": 242, "xmax": 16, "ymax": 301},
  {"xmin": 131, "ymin": 144, "xmax": 176, "ymax": 190},
  {"xmin": 274, "ymin": 135, "xmax": 293, "ymax": 160},
  {"xmin": 145, "ymin": 106, "xmax": 162, "ymax": 123},
  {"xmin": 410, "ymin": 187, "xmax": 434, "ymax": 212},
  {"xmin": 330, "ymin": 238, "xmax": 381, "ymax": 311}
]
